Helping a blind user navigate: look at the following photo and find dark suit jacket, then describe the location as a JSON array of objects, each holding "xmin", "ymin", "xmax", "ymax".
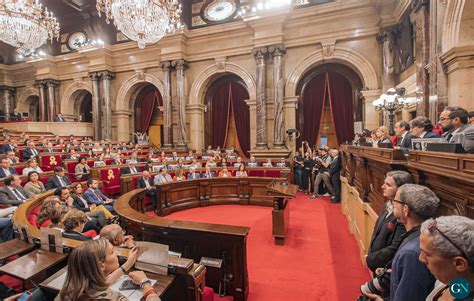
[
  {"xmin": 120, "ymin": 166, "xmax": 142, "ymax": 175},
  {"xmin": 398, "ymin": 132, "xmax": 413, "ymax": 149},
  {"xmin": 43, "ymin": 148, "xmax": 56, "ymax": 153},
  {"xmin": 1, "ymin": 144, "xmax": 14, "ymax": 154},
  {"xmin": 423, "ymin": 131, "xmax": 441, "ymax": 138},
  {"xmin": 62, "ymin": 230, "xmax": 92, "ymax": 241},
  {"xmin": 0, "ymin": 186, "xmax": 29, "ymax": 206},
  {"xmin": 10, "ymin": 112, "xmax": 22, "ymax": 120},
  {"xmin": 72, "ymin": 195, "xmax": 91, "ymax": 212},
  {"xmin": 22, "ymin": 148, "xmax": 40, "ymax": 161},
  {"xmin": 201, "ymin": 172, "xmax": 216, "ymax": 178},
  {"xmin": 328, "ymin": 156, "xmax": 341, "ymax": 177},
  {"xmin": 366, "ymin": 208, "xmax": 406, "ymax": 273},
  {"xmin": 45, "ymin": 176, "xmax": 71, "ymax": 190},
  {"xmin": 53, "ymin": 117, "xmax": 65, "ymax": 122},
  {"xmin": 136, "ymin": 177, "xmax": 154, "ymax": 189},
  {"xmin": 0, "ymin": 167, "xmax": 17, "ymax": 178}
]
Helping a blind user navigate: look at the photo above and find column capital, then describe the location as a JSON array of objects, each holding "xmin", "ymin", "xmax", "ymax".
[
  {"xmin": 377, "ymin": 26, "xmax": 398, "ymax": 43},
  {"xmin": 0, "ymin": 85, "xmax": 16, "ymax": 93},
  {"xmin": 99, "ymin": 70, "xmax": 116, "ymax": 80},
  {"xmin": 268, "ymin": 44, "xmax": 286, "ymax": 57},
  {"xmin": 160, "ymin": 60, "xmax": 172, "ymax": 70},
  {"xmin": 252, "ymin": 46, "xmax": 268, "ymax": 59},
  {"xmin": 45, "ymin": 79, "xmax": 60, "ymax": 87},
  {"xmin": 88, "ymin": 71, "xmax": 102, "ymax": 81},
  {"xmin": 171, "ymin": 59, "xmax": 188, "ymax": 70}
]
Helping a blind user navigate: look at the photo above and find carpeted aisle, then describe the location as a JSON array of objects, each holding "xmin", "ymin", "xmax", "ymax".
[{"xmin": 165, "ymin": 193, "xmax": 370, "ymax": 301}]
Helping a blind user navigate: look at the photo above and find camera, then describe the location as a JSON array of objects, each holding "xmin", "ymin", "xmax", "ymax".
[
  {"xmin": 359, "ymin": 267, "xmax": 391, "ymax": 298},
  {"xmin": 356, "ymin": 296, "xmax": 371, "ymax": 301}
]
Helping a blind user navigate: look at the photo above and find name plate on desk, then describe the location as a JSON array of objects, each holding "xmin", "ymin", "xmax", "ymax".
[{"xmin": 200, "ymin": 257, "xmax": 223, "ymax": 268}]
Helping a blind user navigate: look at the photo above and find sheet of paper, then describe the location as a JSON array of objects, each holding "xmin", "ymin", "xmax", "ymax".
[{"xmin": 48, "ymin": 270, "xmax": 67, "ymax": 290}]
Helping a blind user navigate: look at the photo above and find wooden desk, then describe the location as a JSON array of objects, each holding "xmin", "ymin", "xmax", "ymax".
[
  {"xmin": 0, "ymin": 249, "xmax": 67, "ymax": 290},
  {"xmin": 40, "ymin": 268, "xmax": 175, "ymax": 298},
  {"xmin": 267, "ymin": 180, "xmax": 298, "ymax": 245},
  {"xmin": 0, "ymin": 239, "xmax": 35, "ymax": 262}
]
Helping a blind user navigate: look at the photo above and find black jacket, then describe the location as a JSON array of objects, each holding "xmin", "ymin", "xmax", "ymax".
[
  {"xmin": 45, "ymin": 176, "xmax": 71, "ymax": 190},
  {"xmin": 72, "ymin": 195, "xmax": 91, "ymax": 212},
  {"xmin": 366, "ymin": 208, "xmax": 406, "ymax": 272},
  {"xmin": 136, "ymin": 177, "xmax": 154, "ymax": 189},
  {"xmin": 328, "ymin": 156, "xmax": 341, "ymax": 176},
  {"xmin": 398, "ymin": 132, "xmax": 414, "ymax": 149},
  {"xmin": 22, "ymin": 148, "xmax": 40, "ymax": 161},
  {"xmin": 62, "ymin": 230, "xmax": 92, "ymax": 241},
  {"xmin": 120, "ymin": 166, "xmax": 142, "ymax": 175}
]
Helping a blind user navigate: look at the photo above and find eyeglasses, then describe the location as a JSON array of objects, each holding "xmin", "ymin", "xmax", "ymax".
[
  {"xmin": 438, "ymin": 117, "xmax": 452, "ymax": 122},
  {"xmin": 427, "ymin": 219, "xmax": 469, "ymax": 260}
]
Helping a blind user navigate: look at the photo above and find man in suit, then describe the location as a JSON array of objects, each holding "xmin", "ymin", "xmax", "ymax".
[
  {"xmin": 0, "ymin": 175, "xmax": 29, "ymax": 206},
  {"xmin": 77, "ymin": 142, "xmax": 87, "ymax": 153},
  {"xmin": 276, "ymin": 158, "xmax": 290, "ymax": 168},
  {"xmin": 22, "ymin": 141, "xmax": 40, "ymax": 161},
  {"xmin": 469, "ymin": 111, "xmax": 474, "ymax": 125},
  {"xmin": 201, "ymin": 166, "xmax": 216, "ymax": 178},
  {"xmin": 136, "ymin": 170, "xmax": 157, "ymax": 208},
  {"xmin": 120, "ymin": 162, "xmax": 141, "ymax": 175},
  {"xmin": 1, "ymin": 139, "xmax": 16, "ymax": 154},
  {"xmin": 247, "ymin": 156, "xmax": 259, "ymax": 167},
  {"xmin": 84, "ymin": 178, "xmax": 115, "ymax": 212},
  {"xmin": 45, "ymin": 166, "xmax": 71, "ymax": 190},
  {"xmin": 365, "ymin": 171, "xmax": 412, "ymax": 275},
  {"xmin": 409, "ymin": 116, "xmax": 441, "ymax": 139},
  {"xmin": 439, "ymin": 106, "xmax": 474, "ymax": 153},
  {"xmin": 0, "ymin": 159, "xmax": 17, "ymax": 178},
  {"xmin": 394, "ymin": 121, "xmax": 413, "ymax": 150},
  {"xmin": 5, "ymin": 151, "xmax": 18, "ymax": 164},
  {"xmin": 44, "ymin": 142, "xmax": 56, "ymax": 153},
  {"xmin": 327, "ymin": 149, "xmax": 341, "ymax": 203},
  {"xmin": 153, "ymin": 168, "xmax": 173, "ymax": 185},
  {"xmin": 53, "ymin": 113, "xmax": 65, "ymax": 122},
  {"xmin": 187, "ymin": 167, "xmax": 201, "ymax": 180},
  {"xmin": 9, "ymin": 109, "xmax": 22, "ymax": 121}
]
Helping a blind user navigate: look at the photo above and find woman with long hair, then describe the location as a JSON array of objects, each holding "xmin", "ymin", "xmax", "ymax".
[{"xmin": 56, "ymin": 239, "xmax": 158, "ymax": 301}]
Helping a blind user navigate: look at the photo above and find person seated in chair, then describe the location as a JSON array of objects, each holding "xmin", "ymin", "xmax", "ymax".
[
  {"xmin": 276, "ymin": 158, "xmax": 290, "ymax": 168},
  {"xmin": 1, "ymin": 139, "xmax": 16, "ymax": 154},
  {"xmin": 0, "ymin": 175, "xmax": 28, "ymax": 206},
  {"xmin": 9, "ymin": 108, "xmax": 22, "ymax": 121},
  {"xmin": 233, "ymin": 156, "xmax": 244, "ymax": 168},
  {"xmin": 70, "ymin": 183, "xmax": 114, "ymax": 222},
  {"xmin": 173, "ymin": 169, "xmax": 186, "ymax": 182},
  {"xmin": 0, "ymin": 206, "xmax": 15, "ymax": 242},
  {"xmin": 77, "ymin": 142, "xmax": 87, "ymax": 153},
  {"xmin": 410, "ymin": 116, "xmax": 441, "ymax": 139},
  {"xmin": 235, "ymin": 164, "xmax": 248, "ymax": 178},
  {"xmin": 136, "ymin": 170, "xmax": 157, "ymax": 208},
  {"xmin": 202, "ymin": 166, "xmax": 216, "ymax": 178},
  {"xmin": 61, "ymin": 209, "xmax": 95, "ymax": 241},
  {"xmin": 206, "ymin": 157, "xmax": 217, "ymax": 167},
  {"xmin": 53, "ymin": 113, "xmax": 66, "ymax": 122},
  {"xmin": 5, "ymin": 151, "xmax": 19, "ymax": 164},
  {"xmin": 22, "ymin": 141, "xmax": 40, "ymax": 161},
  {"xmin": 438, "ymin": 106, "xmax": 474, "ymax": 153},
  {"xmin": 83, "ymin": 178, "xmax": 115, "ymax": 212},
  {"xmin": 373, "ymin": 126, "xmax": 393, "ymax": 148},
  {"xmin": 23, "ymin": 171, "xmax": 46, "ymax": 198},
  {"xmin": 65, "ymin": 149, "xmax": 79, "ymax": 160},
  {"xmin": 100, "ymin": 224, "xmax": 136, "ymax": 248},
  {"xmin": 22, "ymin": 158, "xmax": 43, "ymax": 176},
  {"xmin": 154, "ymin": 167, "xmax": 173, "ymax": 185},
  {"xmin": 218, "ymin": 167, "xmax": 232, "ymax": 178},
  {"xmin": 0, "ymin": 158, "xmax": 17, "ymax": 178},
  {"xmin": 262, "ymin": 158, "xmax": 273, "ymax": 167},
  {"xmin": 74, "ymin": 156, "xmax": 91, "ymax": 180},
  {"xmin": 121, "ymin": 161, "xmax": 141, "ymax": 175},
  {"xmin": 187, "ymin": 167, "xmax": 200, "ymax": 180},
  {"xmin": 190, "ymin": 158, "xmax": 201, "ymax": 169},
  {"xmin": 45, "ymin": 166, "xmax": 71, "ymax": 190},
  {"xmin": 247, "ymin": 156, "xmax": 259, "ymax": 167}
]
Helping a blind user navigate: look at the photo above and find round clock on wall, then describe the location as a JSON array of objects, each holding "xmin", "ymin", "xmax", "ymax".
[
  {"xmin": 66, "ymin": 32, "xmax": 88, "ymax": 50},
  {"xmin": 201, "ymin": 0, "xmax": 239, "ymax": 23}
]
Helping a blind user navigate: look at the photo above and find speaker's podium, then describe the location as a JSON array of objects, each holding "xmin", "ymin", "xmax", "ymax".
[{"xmin": 266, "ymin": 179, "xmax": 298, "ymax": 245}]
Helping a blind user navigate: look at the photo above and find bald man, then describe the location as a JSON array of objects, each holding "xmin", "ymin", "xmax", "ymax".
[{"xmin": 100, "ymin": 224, "xmax": 136, "ymax": 248}]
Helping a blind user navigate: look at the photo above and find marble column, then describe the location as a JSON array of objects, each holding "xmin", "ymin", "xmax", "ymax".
[
  {"xmin": 89, "ymin": 72, "xmax": 102, "ymax": 140},
  {"xmin": 269, "ymin": 44, "xmax": 286, "ymax": 148},
  {"xmin": 36, "ymin": 81, "xmax": 47, "ymax": 121},
  {"xmin": 360, "ymin": 89, "xmax": 382, "ymax": 131},
  {"xmin": 253, "ymin": 46, "xmax": 268, "ymax": 149},
  {"xmin": 100, "ymin": 71, "xmax": 115, "ymax": 140},
  {"xmin": 46, "ymin": 80, "xmax": 59, "ymax": 121},
  {"xmin": 411, "ymin": 0, "xmax": 430, "ymax": 117},
  {"xmin": 377, "ymin": 27, "xmax": 397, "ymax": 93},
  {"xmin": 172, "ymin": 59, "xmax": 188, "ymax": 149},
  {"xmin": 1, "ymin": 86, "xmax": 15, "ymax": 121},
  {"xmin": 160, "ymin": 61, "xmax": 173, "ymax": 148}
]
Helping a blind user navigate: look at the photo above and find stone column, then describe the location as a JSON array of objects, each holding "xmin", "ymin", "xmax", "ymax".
[
  {"xmin": 377, "ymin": 27, "xmax": 397, "ymax": 93},
  {"xmin": 36, "ymin": 81, "xmax": 47, "ymax": 121},
  {"xmin": 89, "ymin": 72, "xmax": 102, "ymax": 140},
  {"xmin": 113, "ymin": 110, "xmax": 133, "ymax": 142},
  {"xmin": 160, "ymin": 61, "xmax": 173, "ymax": 148},
  {"xmin": 0, "ymin": 86, "xmax": 15, "ymax": 122},
  {"xmin": 172, "ymin": 59, "xmax": 188, "ymax": 149},
  {"xmin": 411, "ymin": 0, "xmax": 430, "ymax": 117},
  {"xmin": 46, "ymin": 80, "xmax": 59, "ymax": 121},
  {"xmin": 100, "ymin": 71, "xmax": 115, "ymax": 140},
  {"xmin": 269, "ymin": 44, "xmax": 286, "ymax": 148},
  {"xmin": 253, "ymin": 46, "xmax": 268, "ymax": 149},
  {"xmin": 360, "ymin": 89, "xmax": 382, "ymax": 131},
  {"xmin": 283, "ymin": 96, "xmax": 298, "ymax": 154},
  {"xmin": 188, "ymin": 104, "xmax": 206, "ymax": 152}
]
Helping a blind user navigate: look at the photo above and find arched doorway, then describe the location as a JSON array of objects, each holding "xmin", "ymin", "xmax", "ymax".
[
  {"xmin": 71, "ymin": 89, "xmax": 93, "ymax": 122},
  {"xmin": 134, "ymin": 84, "xmax": 163, "ymax": 146},
  {"xmin": 296, "ymin": 64, "xmax": 363, "ymax": 147},
  {"xmin": 204, "ymin": 75, "xmax": 250, "ymax": 157},
  {"xmin": 25, "ymin": 95, "xmax": 39, "ymax": 121}
]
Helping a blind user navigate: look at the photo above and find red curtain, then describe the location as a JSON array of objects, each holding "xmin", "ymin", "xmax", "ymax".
[
  {"xmin": 297, "ymin": 72, "xmax": 327, "ymax": 147},
  {"xmin": 231, "ymin": 82, "xmax": 250, "ymax": 157},
  {"xmin": 327, "ymin": 72, "xmax": 354, "ymax": 145},
  {"xmin": 137, "ymin": 91, "xmax": 162, "ymax": 133},
  {"xmin": 211, "ymin": 82, "xmax": 232, "ymax": 148}
]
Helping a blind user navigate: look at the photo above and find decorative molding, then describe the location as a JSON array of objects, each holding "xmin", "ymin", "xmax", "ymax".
[{"xmin": 320, "ymin": 40, "xmax": 336, "ymax": 58}]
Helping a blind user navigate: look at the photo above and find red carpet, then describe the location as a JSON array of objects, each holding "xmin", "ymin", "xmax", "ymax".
[{"xmin": 164, "ymin": 193, "xmax": 370, "ymax": 301}]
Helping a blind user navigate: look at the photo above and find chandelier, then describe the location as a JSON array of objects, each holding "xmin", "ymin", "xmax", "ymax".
[
  {"xmin": 96, "ymin": 0, "xmax": 182, "ymax": 49},
  {"xmin": 0, "ymin": 0, "xmax": 60, "ymax": 55}
]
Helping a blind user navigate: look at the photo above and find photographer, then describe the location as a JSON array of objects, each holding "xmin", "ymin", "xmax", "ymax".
[
  {"xmin": 293, "ymin": 148, "xmax": 304, "ymax": 189},
  {"xmin": 310, "ymin": 148, "xmax": 334, "ymax": 199},
  {"xmin": 362, "ymin": 184, "xmax": 439, "ymax": 301}
]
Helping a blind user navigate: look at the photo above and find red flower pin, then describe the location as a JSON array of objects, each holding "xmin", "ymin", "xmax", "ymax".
[{"xmin": 387, "ymin": 221, "xmax": 395, "ymax": 231}]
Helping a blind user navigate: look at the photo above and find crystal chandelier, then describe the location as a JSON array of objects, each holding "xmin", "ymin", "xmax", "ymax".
[
  {"xmin": 0, "ymin": 0, "xmax": 60, "ymax": 55},
  {"xmin": 96, "ymin": 0, "xmax": 182, "ymax": 49}
]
